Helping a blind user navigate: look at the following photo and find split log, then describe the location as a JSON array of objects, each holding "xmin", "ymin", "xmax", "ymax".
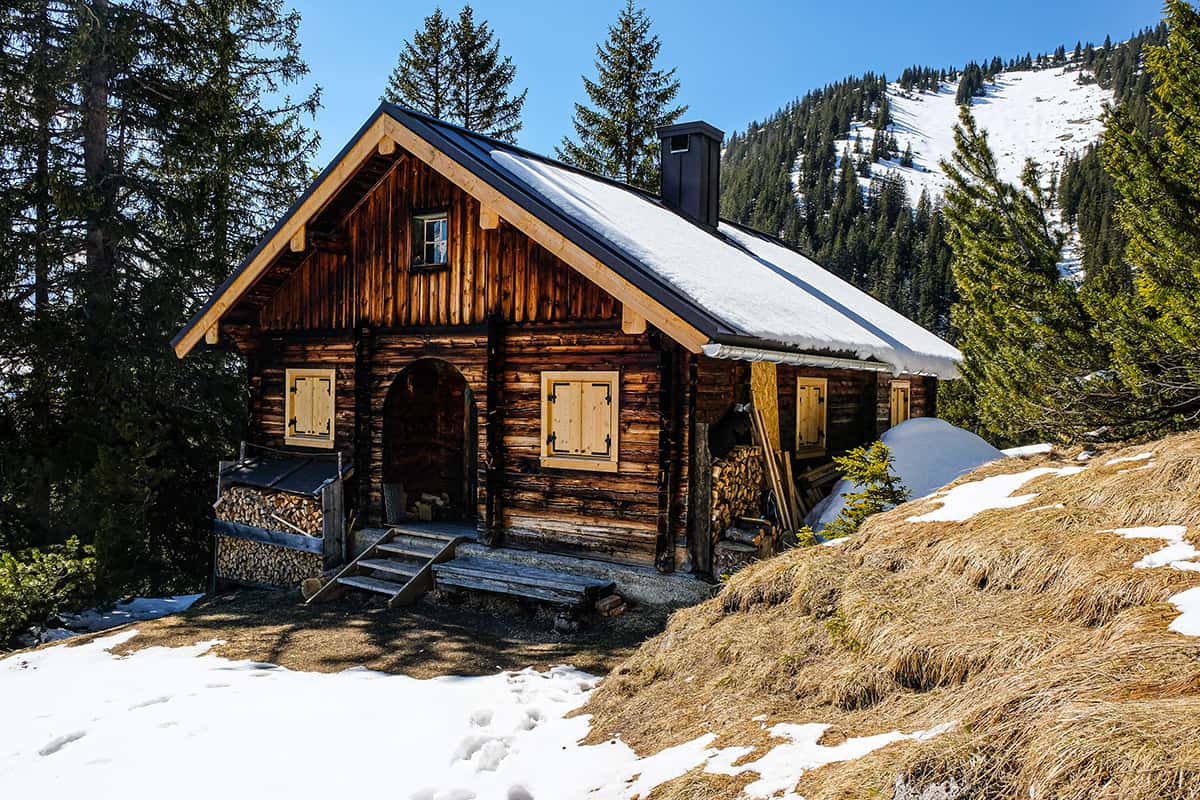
[
  {"xmin": 214, "ymin": 485, "xmax": 323, "ymax": 536},
  {"xmin": 709, "ymin": 445, "xmax": 765, "ymax": 537},
  {"xmin": 215, "ymin": 535, "xmax": 323, "ymax": 587}
]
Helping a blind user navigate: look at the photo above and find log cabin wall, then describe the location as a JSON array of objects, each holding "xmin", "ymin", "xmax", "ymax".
[
  {"xmin": 256, "ymin": 153, "xmax": 618, "ymax": 331},
  {"xmin": 500, "ymin": 323, "xmax": 665, "ymax": 567}
]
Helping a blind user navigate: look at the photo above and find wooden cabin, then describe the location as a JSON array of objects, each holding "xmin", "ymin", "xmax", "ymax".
[{"xmin": 173, "ymin": 106, "xmax": 961, "ymax": 605}]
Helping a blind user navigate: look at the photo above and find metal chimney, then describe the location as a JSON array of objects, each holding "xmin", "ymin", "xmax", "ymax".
[{"xmin": 657, "ymin": 121, "xmax": 723, "ymax": 229}]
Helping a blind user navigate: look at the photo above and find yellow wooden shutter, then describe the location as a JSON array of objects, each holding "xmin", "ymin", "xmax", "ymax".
[
  {"xmin": 890, "ymin": 381, "xmax": 911, "ymax": 427},
  {"xmin": 313, "ymin": 377, "xmax": 333, "ymax": 436},
  {"xmin": 549, "ymin": 380, "xmax": 580, "ymax": 454},
  {"xmin": 581, "ymin": 380, "xmax": 613, "ymax": 456},
  {"xmin": 796, "ymin": 377, "xmax": 827, "ymax": 451},
  {"xmin": 293, "ymin": 376, "xmax": 314, "ymax": 435}
]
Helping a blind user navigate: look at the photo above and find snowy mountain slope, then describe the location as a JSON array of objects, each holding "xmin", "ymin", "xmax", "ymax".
[{"xmin": 827, "ymin": 63, "xmax": 1112, "ymax": 203}]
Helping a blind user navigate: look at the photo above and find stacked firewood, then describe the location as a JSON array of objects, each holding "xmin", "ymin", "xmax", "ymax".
[
  {"xmin": 214, "ymin": 486, "xmax": 323, "ymax": 537},
  {"xmin": 215, "ymin": 536, "xmax": 322, "ymax": 587},
  {"xmin": 710, "ymin": 445, "xmax": 765, "ymax": 535}
]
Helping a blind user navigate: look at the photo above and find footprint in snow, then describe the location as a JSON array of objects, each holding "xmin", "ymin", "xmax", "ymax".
[
  {"xmin": 129, "ymin": 695, "xmax": 170, "ymax": 710},
  {"xmin": 508, "ymin": 786, "xmax": 534, "ymax": 800},
  {"xmin": 452, "ymin": 734, "xmax": 511, "ymax": 772},
  {"xmin": 38, "ymin": 730, "xmax": 86, "ymax": 756},
  {"xmin": 516, "ymin": 708, "xmax": 543, "ymax": 731},
  {"xmin": 468, "ymin": 709, "xmax": 493, "ymax": 727},
  {"xmin": 411, "ymin": 789, "xmax": 476, "ymax": 800}
]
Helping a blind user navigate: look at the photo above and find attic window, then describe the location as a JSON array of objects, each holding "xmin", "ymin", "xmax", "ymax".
[
  {"xmin": 540, "ymin": 371, "xmax": 620, "ymax": 473},
  {"xmin": 669, "ymin": 134, "xmax": 690, "ymax": 153},
  {"xmin": 285, "ymin": 368, "xmax": 335, "ymax": 449},
  {"xmin": 412, "ymin": 210, "xmax": 449, "ymax": 269}
]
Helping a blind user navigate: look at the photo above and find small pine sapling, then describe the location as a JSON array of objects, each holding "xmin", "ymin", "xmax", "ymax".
[{"xmin": 797, "ymin": 442, "xmax": 909, "ymax": 543}]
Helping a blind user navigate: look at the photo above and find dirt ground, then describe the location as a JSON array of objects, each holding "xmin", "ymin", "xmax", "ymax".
[{"xmin": 72, "ymin": 588, "xmax": 671, "ymax": 678}]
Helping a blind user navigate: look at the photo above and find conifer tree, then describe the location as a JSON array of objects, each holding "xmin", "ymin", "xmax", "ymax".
[
  {"xmin": 384, "ymin": 5, "xmax": 526, "ymax": 142},
  {"xmin": 941, "ymin": 106, "xmax": 1103, "ymax": 441},
  {"xmin": 1102, "ymin": 0, "xmax": 1200, "ymax": 426},
  {"xmin": 383, "ymin": 8, "xmax": 453, "ymax": 119},
  {"xmin": 447, "ymin": 6, "xmax": 526, "ymax": 142},
  {"xmin": 557, "ymin": 0, "xmax": 686, "ymax": 190}
]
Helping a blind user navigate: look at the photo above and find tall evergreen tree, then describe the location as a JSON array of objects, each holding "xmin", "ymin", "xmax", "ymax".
[
  {"xmin": 383, "ymin": 5, "xmax": 526, "ymax": 142},
  {"xmin": 557, "ymin": 0, "xmax": 685, "ymax": 191},
  {"xmin": 0, "ymin": 0, "xmax": 319, "ymax": 593},
  {"xmin": 940, "ymin": 106, "xmax": 1103, "ymax": 441},
  {"xmin": 383, "ymin": 8, "xmax": 452, "ymax": 119},
  {"xmin": 1102, "ymin": 0, "xmax": 1200, "ymax": 427},
  {"xmin": 448, "ymin": 5, "xmax": 526, "ymax": 142}
]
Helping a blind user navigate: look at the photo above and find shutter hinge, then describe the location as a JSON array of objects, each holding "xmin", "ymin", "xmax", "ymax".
[
  {"xmin": 289, "ymin": 416, "xmax": 298, "ymax": 429},
  {"xmin": 546, "ymin": 432, "xmax": 556, "ymax": 446},
  {"xmin": 605, "ymin": 433, "xmax": 612, "ymax": 451},
  {"xmin": 547, "ymin": 391, "xmax": 556, "ymax": 403},
  {"xmin": 605, "ymin": 385, "xmax": 612, "ymax": 405}
]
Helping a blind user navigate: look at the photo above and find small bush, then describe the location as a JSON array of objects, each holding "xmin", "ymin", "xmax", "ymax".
[
  {"xmin": 801, "ymin": 441, "xmax": 909, "ymax": 541},
  {"xmin": 0, "ymin": 538, "xmax": 97, "ymax": 646}
]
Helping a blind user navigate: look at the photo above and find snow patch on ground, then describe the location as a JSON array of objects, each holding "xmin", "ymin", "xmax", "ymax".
[
  {"xmin": 60, "ymin": 595, "xmax": 203, "ymax": 633},
  {"xmin": 0, "ymin": 632, "xmax": 952, "ymax": 799},
  {"xmin": 1106, "ymin": 452, "xmax": 1154, "ymax": 466},
  {"xmin": 806, "ymin": 418, "xmax": 1001, "ymax": 529},
  {"xmin": 1002, "ymin": 443, "xmax": 1053, "ymax": 457},
  {"xmin": 906, "ymin": 465, "xmax": 1085, "ymax": 523},
  {"xmin": 1099, "ymin": 525, "xmax": 1200, "ymax": 637}
]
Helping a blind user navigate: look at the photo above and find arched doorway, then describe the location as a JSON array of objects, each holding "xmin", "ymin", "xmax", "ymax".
[{"xmin": 382, "ymin": 359, "xmax": 477, "ymax": 523}]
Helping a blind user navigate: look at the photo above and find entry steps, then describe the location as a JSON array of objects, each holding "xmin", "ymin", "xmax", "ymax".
[{"xmin": 305, "ymin": 523, "xmax": 468, "ymax": 608}]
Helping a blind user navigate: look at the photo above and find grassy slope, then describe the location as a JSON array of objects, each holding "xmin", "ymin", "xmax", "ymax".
[{"xmin": 583, "ymin": 434, "xmax": 1200, "ymax": 799}]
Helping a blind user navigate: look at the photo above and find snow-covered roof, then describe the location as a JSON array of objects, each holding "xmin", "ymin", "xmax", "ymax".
[
  {"xmin": 175, "ymin": 103, "xmax": 962, "ymax": 377},
  {"xmin": 468, "ymin": 138, "xmax": 961, "ymax": 377}
]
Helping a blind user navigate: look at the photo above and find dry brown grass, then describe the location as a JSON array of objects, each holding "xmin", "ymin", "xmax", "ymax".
[{"xmin": 584, "ymin": 433, "xmax": 1200, "ymax": 799}]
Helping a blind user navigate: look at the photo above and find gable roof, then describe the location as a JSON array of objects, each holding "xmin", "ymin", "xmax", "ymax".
[{"xmin": 173, "ymin": 103, "xmax": 961, "ymax": 378}]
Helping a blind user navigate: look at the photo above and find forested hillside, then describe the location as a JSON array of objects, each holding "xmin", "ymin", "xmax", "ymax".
[{"xmin": 720, "ymin": 26, "xmax": 1165, "ymax": 338}]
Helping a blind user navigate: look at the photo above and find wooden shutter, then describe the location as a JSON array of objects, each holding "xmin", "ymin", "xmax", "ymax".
[
  {"xmin": 293, "ymin": 377, "xmax": 314, "ymax": 435},
  {"xmin": 795, "ymin": 377, "xmax": 827, "ymax": 452},
  {"xmin": 285, "ymin": 368, "xmax": 336, "ymax": 448},
  {"xmin": 890, "ymin": 381, "xmax": 911, "ymax": 427},
  {"xmin": 541, "ymin": 371, "xmax": 619, "ymax": 472},
  {"xmin": 581, "ymin": 381, "xmax": 613, "ymax": 456},
  {"xmin": 548, "ymin": 380, "xmax": 580, "ymax": 455}
]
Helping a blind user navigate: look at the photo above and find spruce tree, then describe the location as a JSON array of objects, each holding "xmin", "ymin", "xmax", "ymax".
[
  {"xmin": 383, "ymin": 4, "xmax": 526, "ymax": 142},
  {"xmin": 383, "ymin": 8, "xmax": 453, "ymax": 119},
  {"xmin": 557, "ymin": 0, "xmax": 686, "ymax": 191},
  {"xmin": 1102, "ymin": 0, "xmax": 1200, "ymax": 427},
  {"xmin": 448, "ymin": 6, "xmax": 526, "ymax": 142},
  {"xmin": 941, "ymin": 106, "xmax": 1103, "ymax": 441}
]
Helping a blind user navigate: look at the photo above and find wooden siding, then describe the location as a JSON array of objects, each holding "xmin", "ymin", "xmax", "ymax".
[
  {"xmin": 256, "ymin": 154, "xmax": 618, "ymax": 331},
  {"xmin": 501, "ymin": 324, "xmax": 664, "ymax": 566}
]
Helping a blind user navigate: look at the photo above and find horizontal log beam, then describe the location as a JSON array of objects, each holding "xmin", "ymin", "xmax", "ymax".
[{"xmin": 214, "ymin": 519, "xmax": 323, "ymax": 554}]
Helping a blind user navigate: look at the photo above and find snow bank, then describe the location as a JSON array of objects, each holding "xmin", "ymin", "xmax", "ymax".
[
  {"xmin": 806, "ymin": 418, "xmax": 1001, "ymax": 529},
  {"xmin": 0, "ymin": 632, "xmax": 950, "ymax": 800},
  {"xmin": 907, "ymin": 465, "xmax": 1085, "ymax": 523},
  {"xmin": 1002, "ymin": 443, "xmax": 1053, "ymax": 457},
  {"xmin": 59, "ymin": 595, "xmax": 203, "ymax": 633},
  {"xmin": 488, "ymin": 148, "xmax": 962, "ymax": 378}
]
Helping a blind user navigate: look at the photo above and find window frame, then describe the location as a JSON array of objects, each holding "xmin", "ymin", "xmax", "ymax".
[
  {"xmin": 794, "ymin": 376, "xmax": 828, "ymax": 456},
  {"xmin": 410, "ymin": 208, "xmax": 450, "ymax": 270},
  {"xmin": 539, "ymin": 370, "xmax": 620, "ymax": 473},
  {"xmin": 890, "ymin": 379, "xmax": 912, "ymax": 428},
  {"xmin": 284, "ymin": 367, "xmax": 336, "ymax": 450}
]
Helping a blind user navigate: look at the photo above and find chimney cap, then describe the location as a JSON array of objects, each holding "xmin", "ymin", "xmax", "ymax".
[{"xmin": 656, "ymin": 120, "xmax": 724, "ymax": 142}]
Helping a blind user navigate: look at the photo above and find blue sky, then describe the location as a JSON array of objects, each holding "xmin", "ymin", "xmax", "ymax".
[{"xmin": 289, "ymin": 0, "xmax": 1164, "ymax": 168}]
